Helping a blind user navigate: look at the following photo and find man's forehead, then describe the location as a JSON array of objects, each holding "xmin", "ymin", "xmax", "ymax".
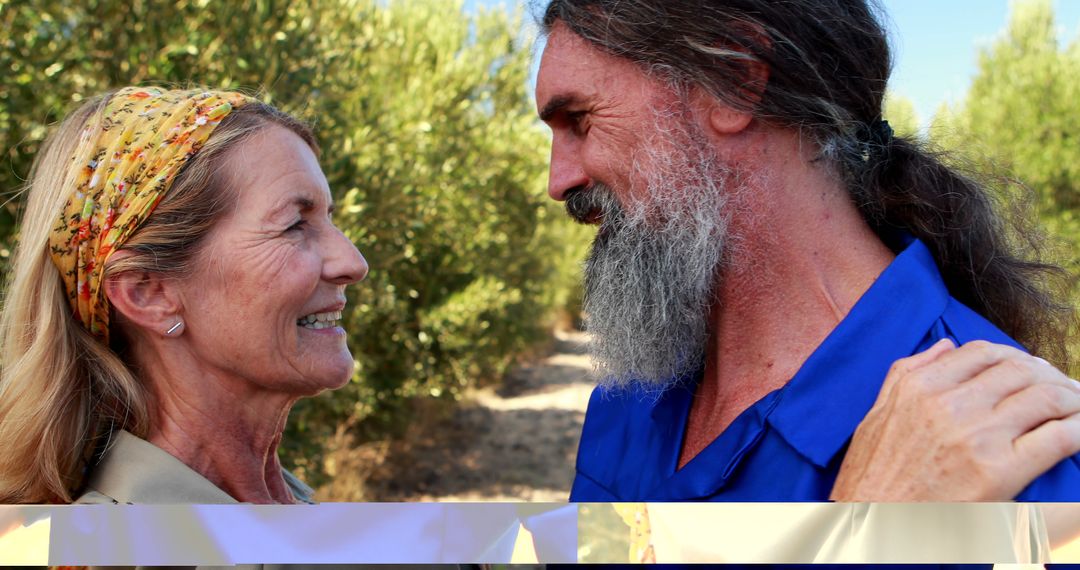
[
  {"xmin": 535, "ymin": 22, "xmax": 637, "ymax": 113},
  {"xmin": 540, "ymin": 21, "xmax": 596, "ymax": 61}
]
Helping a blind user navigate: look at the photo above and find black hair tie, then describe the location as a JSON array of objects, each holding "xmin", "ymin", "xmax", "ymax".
[
  {"xmin": 870, "ymin": 118, "xmax": 894, "ymax": 147},
  {"xmin": 857, "ymin": 118, "xmax": 894, "ymax": 163}
]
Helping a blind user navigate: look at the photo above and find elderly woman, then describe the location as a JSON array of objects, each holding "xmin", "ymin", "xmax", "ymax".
[{"xmin": 0, "ymin": 86, "xmax": 366, "ymax": 504}]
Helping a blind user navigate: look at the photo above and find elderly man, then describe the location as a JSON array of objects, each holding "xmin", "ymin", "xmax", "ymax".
[{"xmin": 536, "ymin": 0, "xmax": 1080, "ymax": 501}]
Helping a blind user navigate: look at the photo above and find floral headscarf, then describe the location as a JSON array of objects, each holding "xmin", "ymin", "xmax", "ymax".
[{"xmin": 48, "ymin": 86, "xmax": 253, "ymax": 341}]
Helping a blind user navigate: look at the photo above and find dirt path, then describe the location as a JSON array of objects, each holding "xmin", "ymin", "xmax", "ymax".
[{"xmin": 366, "ymin": 330, "xmax": 594, "ymax": 501}]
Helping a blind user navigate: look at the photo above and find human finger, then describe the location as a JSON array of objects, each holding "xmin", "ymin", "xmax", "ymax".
[
  {"xmin": 906, "ymin": 340, "xmax": 1033, "ymax": 392},
  {"xmin": 993, "ymin": 382, "xmax": 1080, "ymax": 437},
  {"xmin": 877, "ymin": 338, "xmax": 956, "ymax": 402},
  {"xmin": 1012, "ymin": 412, "xmax": 1080, "ymax": 493},
  {"xmin": 955, "ymin": 355, "xmax": 1080, "ymax": 410}
]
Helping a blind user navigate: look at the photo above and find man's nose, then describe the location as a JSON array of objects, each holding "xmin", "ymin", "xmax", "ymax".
[{"xmin": 547, "ymin": 139, "xmax": 589, "ymax": 201}]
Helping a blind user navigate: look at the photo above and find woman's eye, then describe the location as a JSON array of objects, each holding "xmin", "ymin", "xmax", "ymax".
[{"xmin": 287, "ymin": 219, "xmax": 306, "ymax": 232}]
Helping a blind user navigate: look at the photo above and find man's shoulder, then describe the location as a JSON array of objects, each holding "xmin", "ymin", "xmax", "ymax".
[
  {"xmin": 573, "ymin": 382, "xmax": 682, "ymax": 501},
  {"xmin": 939, "ymin": 296, "xmax": 1025, "ymax": 350},
  {"xmin": 571, "ymin": 385, "xmax": 637, "ymax": 501},
  {"xmin": 579, "ymin": 383, "xmax": 655, "ymax": 448},
  {"xmin": 580, "ymin": 382, "xmax": 679, "ymax": 432},
  {"xmin": 941, "ymin": 298, "xmax": 1080, "ymax": 500},
  {"xmin": 584, "ymin": 381, "xmax": 661, "ymax": 407},
  {"xmin": 1018, "ymin": 456, "xmax": 1080, "ymax": 501}
]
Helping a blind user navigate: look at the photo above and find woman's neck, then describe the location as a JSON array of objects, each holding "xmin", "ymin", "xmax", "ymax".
[
  {"xmin": 147, "ymin": 386, "xmax": 296, "ymax": 503},
  {"xmin": 135, "ymin": 341, "xmax": 299, "ymax": 504}
]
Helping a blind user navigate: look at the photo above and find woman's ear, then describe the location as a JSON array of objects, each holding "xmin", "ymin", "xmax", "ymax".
[{"xmin": 104, "ymin": 252, "xmax": 183, "ymax": 337}]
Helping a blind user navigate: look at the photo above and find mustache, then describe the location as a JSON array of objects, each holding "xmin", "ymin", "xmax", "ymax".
[{"xmin": 564, "ymin": 183, "xmax": 619, "ymax": 225}]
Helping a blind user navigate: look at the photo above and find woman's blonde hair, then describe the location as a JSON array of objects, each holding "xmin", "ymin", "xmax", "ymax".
[{"xmin": 0, "ymin": 89, "xmax": 317, "ymax": 503}]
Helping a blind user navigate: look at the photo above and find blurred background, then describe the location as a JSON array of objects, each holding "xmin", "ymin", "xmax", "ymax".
[{"xmin": 1, "ymin": 0, "xmax": 1078, "ymax": 505}]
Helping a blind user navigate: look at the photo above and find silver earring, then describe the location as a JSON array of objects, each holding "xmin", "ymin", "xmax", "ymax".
[{"xmin": 164, "ymin": 320, "xmax": 183, "ymax": 335}]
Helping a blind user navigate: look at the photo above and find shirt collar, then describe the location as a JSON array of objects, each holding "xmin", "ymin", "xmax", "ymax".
[
  {"xmin": 83, "ymin": 430, "xmax": 315, "ymax": 504},
  {"xmin": 766, "ymin": 237, "xmax": 950, "ymax": 468}
]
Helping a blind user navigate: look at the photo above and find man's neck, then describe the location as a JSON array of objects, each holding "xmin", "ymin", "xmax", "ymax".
[{"xmin": 679, "ymin": 133, "xmax": 895, "ymax": 467}]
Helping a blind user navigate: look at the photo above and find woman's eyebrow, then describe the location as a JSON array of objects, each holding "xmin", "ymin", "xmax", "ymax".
[{"xmin": 267, "ymin": 196, "xmax": 317, "ymax": 220}]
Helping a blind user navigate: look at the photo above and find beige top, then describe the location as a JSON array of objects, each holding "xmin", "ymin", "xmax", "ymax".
[
  {"xmin": 75, "ymin": 430, "xmax": 314, "ymax": 505},
  {"xmin": 646, "ymin": 502, "xmax": 1051, "ymax": 563},
  {"xmin": 63, "ymin": 431, "xmax": 339, "ymax": 570}
]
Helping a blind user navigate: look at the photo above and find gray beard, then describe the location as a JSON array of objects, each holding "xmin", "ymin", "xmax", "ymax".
[{"xmin": 571, "ymin": 129, "xmax": 738, "ymax": 388}]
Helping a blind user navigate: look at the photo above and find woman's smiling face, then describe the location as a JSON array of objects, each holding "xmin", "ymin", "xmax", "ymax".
[{"xmin": 176, "ymin": 125, "xmax": 368, "ymax": 395}]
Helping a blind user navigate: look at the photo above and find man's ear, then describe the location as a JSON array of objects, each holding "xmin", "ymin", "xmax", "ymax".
[
  {"xmin": 104, "ymin": 253, "xmax": 183, "ymax": 337},
  {"xmin": 707, "ymin": 102, "xmax": 755, "ymax": 135},
  {"xmin": 699, "ymin": 60, "xmax": 769, "ymax": 135},
  {"xmin": 698, "ymin": 28, "xmax": 770, "ymax": 136}
]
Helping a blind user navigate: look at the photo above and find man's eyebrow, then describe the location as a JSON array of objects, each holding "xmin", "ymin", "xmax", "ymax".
[{"xmin": 539, "ymin": 94, "xmax": 580, "ymax": 122}]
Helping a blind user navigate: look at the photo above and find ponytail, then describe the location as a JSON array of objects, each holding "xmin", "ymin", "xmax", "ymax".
[{"xmin": 851, "ymin": 132, "xmax": 1075, "ymax": 370}]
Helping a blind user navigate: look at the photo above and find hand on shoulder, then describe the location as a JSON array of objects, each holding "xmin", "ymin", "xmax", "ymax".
[{"xmin": 832, "ymin": 339, "xmax": 1080, "ymax": 501}]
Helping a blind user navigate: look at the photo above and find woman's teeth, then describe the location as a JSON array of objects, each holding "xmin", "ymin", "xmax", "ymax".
[{"xmin": 297, "ymin": 310, "xmax": 343, "ymax": 329}]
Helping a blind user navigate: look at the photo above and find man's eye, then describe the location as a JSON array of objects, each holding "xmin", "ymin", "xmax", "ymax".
[
  {"xmin": 567, "ymin": 111, "xmax": 588, "ymax": 133},
  {"xmin": 287, "ymin": 219, "xmax": 306, "ymax": 232}
]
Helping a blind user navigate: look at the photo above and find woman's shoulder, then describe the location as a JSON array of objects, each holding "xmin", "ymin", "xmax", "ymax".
[
  {"xmin": 77, "ymin": 430, "xmax": 316, "ymax": 504},
  {"xmin": 73, "ymin": 489, "xmax": 120, "ymax": 504},
  {"xmin": 78, "ymin": 430, "xmax": 236, "ymax": 504}
]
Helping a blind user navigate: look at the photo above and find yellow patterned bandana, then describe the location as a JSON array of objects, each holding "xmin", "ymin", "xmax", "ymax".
[
  {"xmin": 613, "ymin": 503, "xmax": 656, "ymax": 563},
  {"xmin": 48, "ymin": 86, "xmax": 253, "ymax": 341}
]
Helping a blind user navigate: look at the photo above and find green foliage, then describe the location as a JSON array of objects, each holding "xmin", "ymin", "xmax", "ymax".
[
  {"xmin": 882, "ymin": 92, "xmax": 921, "ymax": 140},
  {"xmin": 0, "ymin": 0, "xmax": 591, "ymax": 488},
  {"xmin": 928, "ymin": 0, "xmax": 1080, "ymax": 364},
  {"xmin": 954, "ymin": 0, "xmax": 1080, "ymax": 211},
  {"xmin": 1, "ymin": 0, "xmax": 332, "ymax": 235}
]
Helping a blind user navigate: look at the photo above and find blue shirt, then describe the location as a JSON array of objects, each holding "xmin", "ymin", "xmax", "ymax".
[{"xmin": 569, "ymin": 238, "xmax": 1080, "ymax": 501}]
